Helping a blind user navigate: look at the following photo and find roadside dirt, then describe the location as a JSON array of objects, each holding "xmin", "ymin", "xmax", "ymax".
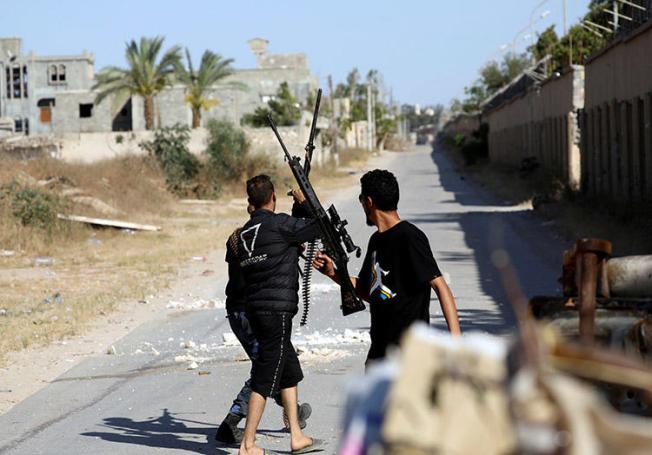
[{"xmin": 0, "ymin": 151, "xmax": 377, "ymax": 417}]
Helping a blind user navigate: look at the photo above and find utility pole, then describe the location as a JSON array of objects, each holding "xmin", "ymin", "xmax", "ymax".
[
  {"xmin": 327, "ymin": 74, "xmax": 338, "ymax": 158},
  {"xmin": 563, "ymin": 0, "xmax": 568, "ymax": 35},
  {"xmin": 366, "ymin": 81, "xmax": 373, "ymax": 151}
]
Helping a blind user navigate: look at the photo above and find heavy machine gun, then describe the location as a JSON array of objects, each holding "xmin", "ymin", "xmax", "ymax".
[{"xmin": 267, "ymin": 90, "xmax": 365, "ymax": 321}]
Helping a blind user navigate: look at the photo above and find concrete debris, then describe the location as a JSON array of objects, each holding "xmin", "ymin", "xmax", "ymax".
[
  {"xmin": 59, "ymin": 187, "xmax": 85, "ymax": 197},
  {"xmin": 106, "ymin": 345, "xmax": 117, "ymax": 355},
  {"xmin": 57, "ymin": 214, "xmax": 161, "ymax": 232},
  {"xmin": 222, "ymin": 332, "xmax": 239, "ymax": 347},
  {"xmin": 0, "ymin": 250, "xmax": 15, "ymax": 257},
  {"xmin": 181, "ymin": 340, "xmax": 197, "ymax": 349},
  {"xmin": 174, "ymin": 354, "xmax": 210, "ymax": 364},
  {"xmin": 166, "ymin": 298, "xmax": 224, "ymax": 311},
  {"xmin": 34, "ymin": 256, "xmax": 55, "ymax": 266},
  {"xmin": 297, "ymin": 347, "xmax": 350, "ymax": 363},
  {"xmin": 293, "ymin": 329, "xmax": 371, "ymax": 347},
  {"xmin": 0, "ymin": 309, "xmax": 7, "ymax": 316},
  {"xmin": 191, "ymin": 256, "xmax": 206, "ymax": 262},
  {"xmin": 187, "ymin": 361, "xmax": 199, "ymax": 370}
]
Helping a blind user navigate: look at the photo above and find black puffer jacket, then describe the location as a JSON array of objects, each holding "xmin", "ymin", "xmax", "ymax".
[
  {"xmin": 224, "ymin": 228, "xmax": 246, "ymax": 313},
  {"xmin": 237, "ymin": 208, "xmax": 318, "ymax": 313}
]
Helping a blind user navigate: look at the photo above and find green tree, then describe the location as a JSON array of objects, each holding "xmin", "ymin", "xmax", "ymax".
[
  {"xmin": 241, "ymin": 82, "xmax": 300, "ymax": 127},
  {"xmin": 139, "ymin": 124, "xmax": 200, "ymax": 194},
  {"xmin": 530, "ymin": 1, "xmax": 609, "ymax": 72},
  {"xmin": 176, "ymin": 49, "xmax": 237, "ymax": 128},
  {"xmin": 529, "ymin": 25, "xmax": 560, "ymax": 63},
  {"xmin": 93, "ymin": 36, "xmax": 182, "ymax": 130},
  {"xmin": 461, "ymin": 52, "xmax": 530, "ymax": 112}
]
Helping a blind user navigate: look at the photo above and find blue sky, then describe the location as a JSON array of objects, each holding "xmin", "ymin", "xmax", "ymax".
[{"xmin": 1, "ymin": 0, "xmax": 591, "ymax": 106}]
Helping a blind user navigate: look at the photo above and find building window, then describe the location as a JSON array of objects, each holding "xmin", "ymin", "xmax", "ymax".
[
  {"xmin": 22, "ymin": 65, "xmax": 28, "ymax": 98},
  {"xmin": 6, "ymin": 65, "xmax": 28, "ymax": 98},
  {"xmin": 14, "ymin": 118, "xmax": 29, "ymax": 134},
  {"xmin": 50, "ymin": 65, "xmax": 58, "ymax": 83},
  {"xmin": 12, "ymin": 65, "xmax": 21, "ymax": 98},
  {"xmin": 48, "ymin": 64, "xmax": 66, "ymax": 85},
  {"xmin": 79, "ymin": 103, "xmax": 93, "ymax": 118}
]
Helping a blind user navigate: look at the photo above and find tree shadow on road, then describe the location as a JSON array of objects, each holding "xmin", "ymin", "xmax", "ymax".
[{"xmin": 81, "ymin": 408, "xmax": 230, "ymax": 454}]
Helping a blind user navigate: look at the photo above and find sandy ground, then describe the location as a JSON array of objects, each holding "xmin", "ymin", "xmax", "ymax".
[
  {"xmin": 0, "ymin": 245, "xmax": 230, "ymax": 415},
  {"xmin": 0, "ymin": 152, "xmax": 388, "ymax": 418}
]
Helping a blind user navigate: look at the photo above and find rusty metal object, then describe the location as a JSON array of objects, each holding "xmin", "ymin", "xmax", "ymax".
[
  {"xmin": 608, "ymin": 256, "xmax": 652, "ymax": 297},
  {"xmin": 576, "ymin": 239, "xmax": 612, "ymax": 344}
]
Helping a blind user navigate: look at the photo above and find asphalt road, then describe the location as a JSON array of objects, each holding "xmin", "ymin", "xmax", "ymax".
[{"xmin": 0, "ymin": 146, "xmax": 565, "ymax": 454}]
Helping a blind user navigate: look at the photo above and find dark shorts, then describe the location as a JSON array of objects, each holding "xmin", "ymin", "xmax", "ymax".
[{"xmin": 248, "ymin": 311, "xmax": 303, "ymax": 398}]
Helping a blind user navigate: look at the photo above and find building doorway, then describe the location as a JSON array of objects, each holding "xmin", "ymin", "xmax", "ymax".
[
  {"xmin": 112, "ymin": 98, "xmax": 133, "ymax": 131},
  {"xmin": 37, "ymin": 98, "xmax": 56, "ymax": 124}
]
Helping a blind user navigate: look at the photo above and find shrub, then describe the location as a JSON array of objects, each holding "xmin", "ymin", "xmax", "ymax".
[
  {"xmin": 205, "ymin": 119, "xmax": 249, "ymax": 182},
  {"xmin": 0, "ymin": 182, "xmax": 62, "ymax": 230},
  {"xmin": 241, "ymin": 82, "xmax": 300, "ymax": 127},
  {"xmin": 457, "ymin": 124, "xmax": 489, "ymax": 165},
  {"xmin": 139, "ymin": 124, "xmax": 200, "ymax": 194}
]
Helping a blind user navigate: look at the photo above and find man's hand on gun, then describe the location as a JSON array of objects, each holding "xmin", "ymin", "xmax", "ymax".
[
  {"xmin": 290, "ymin": 188, "xmax": 306, "ymax": 204},
  {"xmin": 312, "ymin": 252, "xmax": 336, "ymax": 280}
]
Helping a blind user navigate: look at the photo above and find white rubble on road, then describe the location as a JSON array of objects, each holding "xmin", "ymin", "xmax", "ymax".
[
  {"xmin": 166, "ymin": 298, "xmax": 225, "ymax": 310},
  {"xmin": 297, "ymin": 347, "xmax": 350, "ymax": 363},
  {"xmin": 294, "ymin": 329, "xmax": 371, "ymax": 347},
  {"xmin": 222, "ymin": 332, "xmax": 239, "ymax": 347},
  {"xmin": 180, "ymin": 340, "xmax": 196, "ymax": 349}
]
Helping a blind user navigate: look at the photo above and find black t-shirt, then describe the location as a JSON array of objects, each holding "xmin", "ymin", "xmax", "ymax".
[{"xmin": 357, "ymin": 221, "xmax": 442, "ymax": 362}]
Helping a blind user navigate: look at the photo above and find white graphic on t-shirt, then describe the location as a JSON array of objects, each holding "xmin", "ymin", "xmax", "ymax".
[
  {"xmin": 369, "ymin": 251, "xmax": 396, "ymax": 300},
  {"xmin": 240, "ymin": 223, "xmax": 261, "ymax": 258}
]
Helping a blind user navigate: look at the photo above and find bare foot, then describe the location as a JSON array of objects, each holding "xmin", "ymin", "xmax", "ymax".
[
  {"xmin": 238, "ymin": 442, "xmax": 265, "ymax": 455},
  {"xmin": 291, "ymin": 434, "xmax": 314, "ymax": 452}
]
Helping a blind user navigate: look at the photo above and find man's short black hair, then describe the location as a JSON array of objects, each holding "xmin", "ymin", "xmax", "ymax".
[
  {"xmin": 360, "ymin": 169, "xmax": 399, "ymax": 211},
  {"xmin": 247, "ymin": 174, "xmax": 274, "ymax": 209}
]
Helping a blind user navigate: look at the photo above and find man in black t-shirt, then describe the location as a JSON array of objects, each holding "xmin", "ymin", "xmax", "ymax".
[{"xmin": 314, "ymin": 169, "xmax": 461, "ymax": 365}]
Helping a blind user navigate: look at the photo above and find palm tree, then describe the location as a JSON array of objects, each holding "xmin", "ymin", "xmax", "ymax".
[
  {"xmin": 93, "ymin": 36, "xmax": 181, "ymax": 130},
  {"xmin": 176, "ymin": 49, "xmax": 237, "ymax": 128}
]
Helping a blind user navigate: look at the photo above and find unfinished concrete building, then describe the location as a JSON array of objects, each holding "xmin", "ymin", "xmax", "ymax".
[{"xmin": 0, "ymin": 37, "xmax": 318, "ymax": 137}]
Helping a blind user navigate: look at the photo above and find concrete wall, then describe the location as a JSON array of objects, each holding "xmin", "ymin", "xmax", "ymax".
[
  {"xmin": 484, "ymin": 66, "xmax": 584, "ymax": 189},
  {"xmin": 57, "ymin": 123, "xmax": 332, "ymax": 167},
  {"xmin": 57, "ymin": 129, "xmax": 207, "ymax": 163},
  {"xmin": 580, "ymin": 22, "xmax": 652, "ymax": 202}
]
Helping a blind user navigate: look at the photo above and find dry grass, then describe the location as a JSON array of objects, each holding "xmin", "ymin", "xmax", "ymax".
[
  {"xmin": 0, "ymin": 149, "xmax": 369, "ymax": 363},
  {"xmin": 442, "ymin": 146, "xmax": 652, "ymax": 256}
]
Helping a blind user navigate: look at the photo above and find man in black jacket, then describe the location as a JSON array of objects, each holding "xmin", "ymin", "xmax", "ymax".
[
  {"xmin": 216, "ymin": 206, "xmax": 312, "ymax": 445},
  {"xmin": 237, "ymin": 175, "xmax": 323, "ymax": 455}
]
